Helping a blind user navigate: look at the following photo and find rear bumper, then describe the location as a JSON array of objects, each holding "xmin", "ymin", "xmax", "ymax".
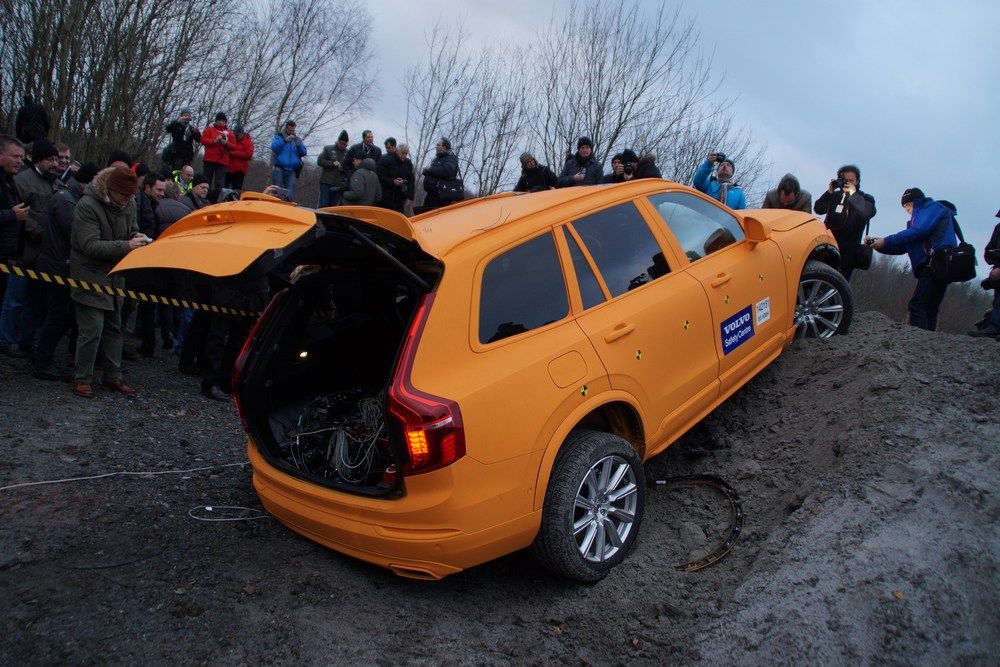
[{"xmin": 248, "ymin": 443, "xmax": 541, "ymax": 580}]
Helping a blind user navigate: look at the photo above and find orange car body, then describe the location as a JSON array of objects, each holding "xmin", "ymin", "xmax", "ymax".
[{"xmin": 115, "ymin": 181, "xmax": 840, "ymax": 579}]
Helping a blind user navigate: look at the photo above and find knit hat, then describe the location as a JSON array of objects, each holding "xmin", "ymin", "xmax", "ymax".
[
  {"xmin": 577, "ymin": 136, "xmax": 593, "ymax": 150},
  {"xmin": 232, "ymin": 124, "xmax": 245, "ymax": 134},
  {"xmin": 338, "ymin": 130, "xmax": 349, "ymax": 142},
  {"xmin": 215, "ymin": 112, "xmax": 228, "ymax": 122},
  {"xmin": 107, "ymin": 149, "xmax": 133, "ymax": 167},
  {"xmin": 519, "ymin": 152, "xmax": 535, "ymax": 167},
  {"xmin": 620, "ymin": 149, "xmax": 639, "ymax": 164},
  {"xmin": 107, "ymin": 165, "xmax": 139, "ymax": 197},
  {"xmin": 179, "ymin": 108, "xmax": 192, "ymax": 116},
  {"xmin": 75, "ymin": 162, "xmax": 100, "ymax": 185},
  {"xmin": 900, "ymin": 188, "xmax": 924, "ymax": 205},
  {"xmin": 31, "ymin": 139, "xmax": 58, "ymax": 163},
  {"xmin": 191, "ymin": 173, "xmax": 209, "ymax": 188}
]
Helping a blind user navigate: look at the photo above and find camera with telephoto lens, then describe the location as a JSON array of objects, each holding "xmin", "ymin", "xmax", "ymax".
[
  {"xmin": 831, "ymin": 177, "xmax": 848, "ymax": 189},
  {"xmin": 623, "ymin": 163, "xmax": 635, "ymax": 176},
  {"xmin": 713, "ymin": 152, "xmax": 727, "ymax": 164},
  {"xmin": 218, "ymin": 187, "xmax": 241, "ymax": 202}
]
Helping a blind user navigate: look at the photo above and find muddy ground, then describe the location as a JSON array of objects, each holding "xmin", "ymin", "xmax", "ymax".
[{"xmin": 1, "ymin": 311, "xmax": 998, "ymax": 664}]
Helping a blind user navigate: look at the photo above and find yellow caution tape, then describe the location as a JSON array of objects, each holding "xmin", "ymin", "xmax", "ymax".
[{"xmin": 0, "ymin": 261, "xmax": 260, "ymax": 318}]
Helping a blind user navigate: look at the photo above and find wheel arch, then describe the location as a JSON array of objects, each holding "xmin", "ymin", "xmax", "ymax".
[
  {"xmin": 532, "ymin": 395, "xmax": 645, "ymax": 511},
  {"xmin": 807, "ymin": 242, "xmax": 841, "ymax": 271}
]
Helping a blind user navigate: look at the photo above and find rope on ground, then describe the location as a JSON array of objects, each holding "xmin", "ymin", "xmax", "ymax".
[{"xmin": 0, "ymin": 461, "xmax": 250, "ymax": 492}]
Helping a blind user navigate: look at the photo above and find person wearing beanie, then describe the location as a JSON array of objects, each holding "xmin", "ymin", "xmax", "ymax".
[
  {"xmin": 164, "ymin": 109, "xmax": 201, "ymax": 170},
  {"xmin": 556, "ymin": 136, "xmax": 603, "ymax": 188},
  {"xmin": 270, "ymin": 120, "xmax": 307, "ymax": 201},
  {"xmin": 225, "ymin": 123, "xmax": 254, "ymax": 190},
  {"xmin": 106, "ymin": 149, "xmax": 133, "ymax": 169},
  {"xmin": 199, "ymin": 112, "xmax": 233, "ymax": 191},
  {"xmin": 865, "ymin": 188, "xmax": 958, "ymax": 331},
  {"xmin": 344, "ymin": 129, "xmax": 381, "ymax": 182},
  {"xmin": 31, "ymin": 161, "xmax": 101, "ymax": 380},
  {"xmin": 68, "ymin": 166, "xmax": 149, "ymax": 398},
  {"xmin": 182, "ymin": 173, "xmax": 210, "ymax": 211},
  {"xmin": 762, "ymin": 173, "xmax": 813, "ymax": 213},
  {"xmin": 693, "ymin": 151, "xmax": 746, "ymax": 210},
  {"xmin": 0, "ymin": 137, "xmax": 67, "ymax": 359},
  {"xmin": 514, "ymin": 152, "xmax": 557, "ymax": 193},
  {"xmin": 814, "ymin": 164, "xmax": 876, "ymax": 281},
  {"xmin": 317, "ymin": 130, "xmax": 350, "ymax": 206}
]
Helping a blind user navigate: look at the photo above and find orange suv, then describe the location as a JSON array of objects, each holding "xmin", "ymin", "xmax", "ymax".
[{"xmin": 115, "ymin": 180, "xmax": 851, "ymax": 581}]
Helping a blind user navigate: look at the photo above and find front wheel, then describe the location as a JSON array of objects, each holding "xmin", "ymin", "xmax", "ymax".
[
  {"xmin": 795, "ymin": 260, "xmax": 853, "ymax": 338},
  {"xmin": 531, "ymin": 429, "xmax": 645, "ymax": 582}
]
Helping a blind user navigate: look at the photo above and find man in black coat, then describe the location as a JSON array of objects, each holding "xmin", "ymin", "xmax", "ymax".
[
  {"xmin": 0, "ymin": 136, "xmax": 29, "ymax": 306},
  {"xmin": 376, "ymin": 143, "xmax": 415, "ymax": 214},
  {"xmin": 969, "ymin": 210, "xmax": 1000, "ymax": 338},
  {"xmin": 344, "ymin": 130, "xmax": 382, "ymax": 180},
  {"xmin": 514, "ymin": 153, "xmax": 557, "ymax": 193},
  {"xmin": 421, "ymin": 137, "xmax": 460, "ymax": 211},
  {"xmin": 31, "ymin": 162, "xmax": 100, "ymax": 380},
  {"xmin": 556, "ymin": 137, "xmax": 603, "ymax": 187},
  {"xmin": 164, "ymin": 109, "xmax": 201, "ymax": 170},
  {"xmin": 15, "ymin": 95, "xmax": 50, "ymax": 145},
  {"xmin": 814, "ymin": 164, "xmax": 876, "ymax": 281}
]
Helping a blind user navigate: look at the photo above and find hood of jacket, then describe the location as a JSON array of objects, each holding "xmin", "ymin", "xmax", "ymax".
[
  {"xmin": 360, "ymin": 157, "xmax": 377, "ymax": 172},
  {"xmin": 85, "ymin": 168, "xmax": 119, "ymax": 209}
]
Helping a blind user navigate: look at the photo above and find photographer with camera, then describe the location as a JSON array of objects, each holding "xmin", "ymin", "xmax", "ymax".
[
  {"xmin": 693, "ymin": 152, "xmax": 746, "ymax": 210},
  {"xmin": 556, "ymin": 137, "xmax": 603, "ymax": 188},
  {"xmin": 199, "ymin": 112, "xmax": 234, "ymax": 191},
  {"xmin": 225, "ymin": 124, "xmax": 254, "ymax": 190},
  {"xmin": 969, "ymin": 210, "xmax": 1000, "ymax": 338},
  {"xmin": 163, "ymin": 109, "xmax": 201, "ymax": 171},
  {"xmin": 376, "ymin": 142, "xmax": 414, "ymax": 214},
  {"xmin": 270, "ymin": 120, "xmax": 307, "ymax": 201},
  {"xmin": 814, "ymin": 164, "xmax": 876, "ymax": 281}
]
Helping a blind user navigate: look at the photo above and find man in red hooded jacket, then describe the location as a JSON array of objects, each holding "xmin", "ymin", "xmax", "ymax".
[
  {"xmin": 200, "ymin": 112, "xmax": 233, "ymax": 191},
  {"xmin": 225, "ymin": 124, "xmax": 254, "ymax": 190}
]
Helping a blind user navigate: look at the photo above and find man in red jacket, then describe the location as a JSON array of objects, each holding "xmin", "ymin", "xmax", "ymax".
[
  {"xmin": 200, "ymin": 112, "xmax": 232, "ymax": 191},
  {"xmin": 225, "ymin": 124, "xmax": 254, "ymax": 190}
]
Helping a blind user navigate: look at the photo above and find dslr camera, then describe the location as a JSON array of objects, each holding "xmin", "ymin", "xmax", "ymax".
[
  {"xmin": 831, "ymin": 177, "xmax": 848, "ymax": 189},
  {"xmin": 623, "ymin": 163, "xmax": 635, "ymax": 176},
  {"xmin": 217, "ymin": 187, "xmax": 241, "ymax": 203},
  {"xmin": 712, "ymin": 152, "xmax": 728, "ymax": 164}
]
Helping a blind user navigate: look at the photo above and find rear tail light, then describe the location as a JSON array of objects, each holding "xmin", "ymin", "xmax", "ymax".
[
  {"xmin": 388, "ymin": 293, "xmax": 465, "ymax": 475},
  {"xmin": 232, "ymin": 290, "xmax": 288, "ymax": 433}
]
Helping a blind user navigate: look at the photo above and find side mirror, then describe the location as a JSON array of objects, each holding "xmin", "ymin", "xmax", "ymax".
[{"xmin": 743, "ymin": 215, "xmax": 772, "ymax": 245}]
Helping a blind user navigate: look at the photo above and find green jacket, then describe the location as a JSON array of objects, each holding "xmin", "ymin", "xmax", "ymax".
[
  {"xmin": 342, "ymin": 158, "xmax": 381, "ymax": 206},
  {"xmin": 70, "ymin": 168, "xmax": 139, "ymax": 310},
  {"xmin": 14, "ymin": 167, "xmax": 65, "ymax": 266}
]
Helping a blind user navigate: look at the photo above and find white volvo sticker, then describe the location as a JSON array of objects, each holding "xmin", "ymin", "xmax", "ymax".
[{"xmin": 755, "ymin": 297, "xmax": 771, "ymax": 326}]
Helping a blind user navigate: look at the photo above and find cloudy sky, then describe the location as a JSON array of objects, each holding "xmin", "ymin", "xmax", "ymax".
[{"xmin": 357, "ymin": 0, "xmax": 999, "ymax": 251}]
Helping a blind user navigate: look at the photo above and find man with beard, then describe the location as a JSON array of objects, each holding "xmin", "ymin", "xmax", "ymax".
[{"xmin": 693, "ymin": 152, "xmax": 746, "ymax": 210}]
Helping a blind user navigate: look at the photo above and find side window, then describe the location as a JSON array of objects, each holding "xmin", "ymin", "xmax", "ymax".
[
  {"xmin": 479, "ymin": 232, "xmax": 569, "ymax": 344},
  {"xmin": 570, "ymin": 202, "xmax": 670, "ymax": 297},
  {"xmin": 562, "ymin": 227, "xmax": 606, "ymax": 310},
  {"xmin": 647, "ymin": 192, "xmax": 745, "ymax": 261}
]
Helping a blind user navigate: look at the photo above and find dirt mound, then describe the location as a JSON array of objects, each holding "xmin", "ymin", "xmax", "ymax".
[{"xmin": 1, "ymin": 311, "xmax": 997, "ymax": 663}]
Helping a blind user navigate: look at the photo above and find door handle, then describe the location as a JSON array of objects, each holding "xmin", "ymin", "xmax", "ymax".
[
  {"xmin": 710, "ymin": 273, "xmax": 732, "ymax": 288},
  {"xmin": 604, "ymin": 322, "xmax": 635, "ymax": 343}
]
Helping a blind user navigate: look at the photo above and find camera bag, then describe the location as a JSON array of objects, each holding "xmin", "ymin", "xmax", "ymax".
[
  {"xmin": 854, "ymin": 219, "xmax": 873, "ymax": 270},
  {"xmin": 929, "ymin": 215, "xmax": 977, "ymax": 283},
  {"xmin": 437, "ymin": 166, "xmax": 465, "ymax": 203}
]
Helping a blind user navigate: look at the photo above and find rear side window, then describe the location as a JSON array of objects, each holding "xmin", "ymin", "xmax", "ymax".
[
  {"xmin": 570, "ymin": 202, "xmax": 669, "ymax": 297},
  {"xmin": 479, "ymin": 232, "xmax": 568, "ymax": 344},
  {"xmin": 647, "ymin": 192, "xmax": 745, "ymax": 261},
  {"xmin": 562, "ymin": 227, "xmax": 606, "ymax": 310}
]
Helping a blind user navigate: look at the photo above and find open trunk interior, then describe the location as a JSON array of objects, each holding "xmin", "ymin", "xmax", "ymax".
[{"xmin": 236, "ymin": 215, "xmax": 442, "ymax": 497}]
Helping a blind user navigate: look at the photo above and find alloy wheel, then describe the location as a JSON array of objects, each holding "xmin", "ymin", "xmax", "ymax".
[{"xmin": 572, "ymin": 454, "xmax": 639, "ymax": 562}]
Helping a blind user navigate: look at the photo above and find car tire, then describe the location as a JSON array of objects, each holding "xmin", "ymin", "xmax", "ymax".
[
  {"xmin": 531, "ymin": 429, "xmax": 645, "ymax": 582},
  {"xmin": 795, "ymin": 260, "xmax": 853, "ymax": 338}
]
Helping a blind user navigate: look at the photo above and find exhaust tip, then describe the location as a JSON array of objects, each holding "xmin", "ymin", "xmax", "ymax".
[{"xmin": 389, "ymin": 564, "xmax": 444, "ymax": 581}]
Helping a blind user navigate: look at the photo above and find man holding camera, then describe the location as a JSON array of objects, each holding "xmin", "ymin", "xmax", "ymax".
[
  {"xmin": 270, "ymin": 120, "xmax": 307, "ymax": 201},
  {"xmin": 693, "ymin": 152, "xmax": 746, "ymax": 210},
  {"xmin": 556, "ymin": 137, "xmax": 603, "ymax": 188},
  {"xmin": 164, "ymin": 109, "xmax": 201, "ymax": 171},
  {"xmin": 814, "ymin": 164, "xmax": 876, "ymax": 281},
  {"xmin": 200, "ymin": 112, "xmax": 233, "ymax": 192},
  {"xmin": 317, "ymin": 130, "xmax": 350, "ymax": 207},
  {"xmin": 969, "ymin": 210, "xmax": 1000, "ymax": 338}
]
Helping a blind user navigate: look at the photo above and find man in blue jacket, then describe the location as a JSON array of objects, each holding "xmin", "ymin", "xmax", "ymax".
[
  {"xmin": 693, "ymin": 152, "xmax": 746, "ymax": 210},
  {"xmin": 270, "ymin": 120, "xmax": 307, "ymax": 201},
  {"xmin": 866, "ymin": 188, "xmax": 957, "ymax": 331}
]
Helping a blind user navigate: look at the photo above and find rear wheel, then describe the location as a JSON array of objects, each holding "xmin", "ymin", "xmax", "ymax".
[
  {"xmin": 531, "ymin": 429, "xmax": 645, "ymax": 582},
  {"xmin": 795, "ymin": 260, "xmax": 853, "ymax": 338}
]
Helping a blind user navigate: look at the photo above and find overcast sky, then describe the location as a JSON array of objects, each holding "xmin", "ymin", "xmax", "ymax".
[{"xmin": 355, "ymin": 0, "xmax": 999, "ymax": 250}]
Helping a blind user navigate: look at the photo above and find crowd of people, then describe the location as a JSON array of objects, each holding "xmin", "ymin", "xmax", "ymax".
[{"xmin": 1, "ymin": 97, "xmax": 997, "ymax": 402}]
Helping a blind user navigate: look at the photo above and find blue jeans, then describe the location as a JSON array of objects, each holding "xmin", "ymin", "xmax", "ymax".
[
  {"xmin": 908, "ymin": 267, "xmax": 949, "ymax": 331},
  {"xmin": 272, "ymin": 168, "xmax": 297, "ymax": 201},
  {"xmin": 0, "ymin": 274, "xmax": 45, "ymax": 348},
  {"xmin": 319, "ymin": 184, "xmax": 343, "ymax": 207}
]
